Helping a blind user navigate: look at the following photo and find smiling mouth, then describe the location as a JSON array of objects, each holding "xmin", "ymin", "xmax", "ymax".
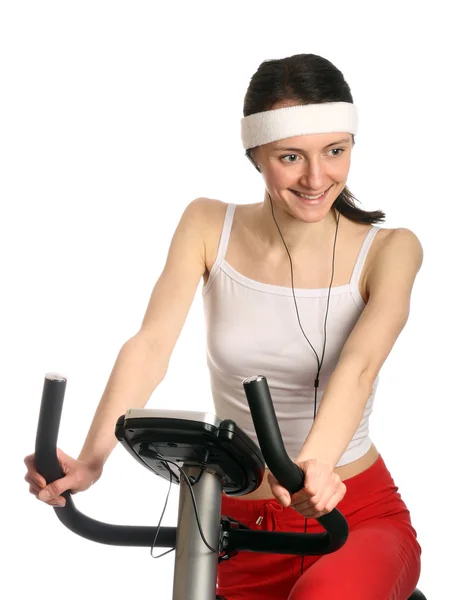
[
  {"xmin": 290, "ymin": 185, "xmax": 332, "ymax": 199},
  {"xmin": 289, "ymin": 185, "xmax": 333, "ymax": 204}
]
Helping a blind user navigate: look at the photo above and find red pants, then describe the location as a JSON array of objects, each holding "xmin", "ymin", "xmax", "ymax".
[{"xmin": 217, "ymin": 454, "xmax": 421, "ymax": 600}]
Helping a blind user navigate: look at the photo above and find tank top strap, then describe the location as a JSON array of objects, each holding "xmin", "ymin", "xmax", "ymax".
[
  {"xmin": 202, "ymin": 203, "xmax": 236, "ymax": 293},
  {"xmin": 349, "ymin": 225, "xmax": 381, "ymax": 289},
  {"xmin": 214, "ymin": 203, "xmax": 236, "ymax": 265}
]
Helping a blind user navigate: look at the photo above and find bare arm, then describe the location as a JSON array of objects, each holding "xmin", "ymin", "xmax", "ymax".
[
  {"xmin": 76, "ymin": 335, "xmax": 168, "ymax": 469},
  {"xmin": 296, "ymin": 228, "xmax": 424, "ymax": 467},
  {"xmin": 268, "ymin": 228, "xmax": 424, "ymax": 516},
  {"xmin": 77, "ymin": 198, "xmax": 210, "ymax": 470}
]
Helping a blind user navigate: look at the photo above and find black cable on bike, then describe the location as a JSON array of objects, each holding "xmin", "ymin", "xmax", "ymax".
[
  {"xmin": 150, "ymin": 468, "xmax": 175, "ymax": 558},
  {"xmin": 150, "ymin": 453, "xmax": 218, "ymax": 557}
]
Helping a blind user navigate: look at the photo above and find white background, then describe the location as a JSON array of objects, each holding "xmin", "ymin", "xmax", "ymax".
[{"xmin": 2, "ymin": 1, "xmax": 452, "ymax": 598}]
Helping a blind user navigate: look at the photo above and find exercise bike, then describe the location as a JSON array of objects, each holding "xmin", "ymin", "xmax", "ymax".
[{"xmin": 35, "ymin": 373, "xmax": 426, "ymax": 599}]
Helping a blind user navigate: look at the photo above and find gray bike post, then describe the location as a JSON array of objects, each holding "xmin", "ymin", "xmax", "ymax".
[{"xmin": 173, "ymin": 466, "xmax": 222, "ymax": 600}]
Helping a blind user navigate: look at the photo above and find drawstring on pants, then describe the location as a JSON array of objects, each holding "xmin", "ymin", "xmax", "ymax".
[
  {"xmin": 255, "ymin": 500, "xmax": 285, "ymax": 530},
  {"xmin": 255, "ymin": 500, "xmax": 307, "ymax": 573}
]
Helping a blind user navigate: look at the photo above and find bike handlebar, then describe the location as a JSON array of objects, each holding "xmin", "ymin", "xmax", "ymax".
[
  {"xmin": 34, "ymin": 374, "xmax": 175, "ymax": 547},
  {"xmin": 34, "ymin": 373, "xmax": 348, "ymax": 554},
  {"xmin": 242, "ymin": 375, "xmax": 348, "ymax": 552}
]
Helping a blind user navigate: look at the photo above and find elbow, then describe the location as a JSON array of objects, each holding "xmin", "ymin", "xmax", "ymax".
[
  {"xmin": 337, "ymin": 354, "xmax": 377, "ymax": 396},
  {"xmin": 124, "ymin": 333, "xmax": 170, "ymax": 378}
]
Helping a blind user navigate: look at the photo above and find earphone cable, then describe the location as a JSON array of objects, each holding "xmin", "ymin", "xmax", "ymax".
[
  {"xmin": 269, "ymin": 195, "xmax": 322, "ymax": 373},
  {"xmin": 268, "ymin": 192, "xmax": 340, "ymax": 574}
]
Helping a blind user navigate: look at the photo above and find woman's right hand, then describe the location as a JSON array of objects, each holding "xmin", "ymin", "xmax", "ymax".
[{"xmin": 24, "ymin": 448, "xmax": 103, "ymax": 507}]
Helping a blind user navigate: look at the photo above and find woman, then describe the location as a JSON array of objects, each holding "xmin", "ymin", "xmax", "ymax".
[{"xmin": 25, "ymin": 53, "xmax": 423, "ymax": 599}]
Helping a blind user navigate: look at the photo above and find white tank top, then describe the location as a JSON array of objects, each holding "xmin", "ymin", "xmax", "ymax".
[{"xmin": 202, "ymin": 203, "xmax": 381, "ymax": 467}]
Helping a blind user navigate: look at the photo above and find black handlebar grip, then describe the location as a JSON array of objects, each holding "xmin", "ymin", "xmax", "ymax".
[
  {"xmin": 34, "ymin": 373, "xmax": 67, "ymax": 487},
  {"xmin": 34, "ymin": 373, "xmax": 176, "ymax": 547},
  {"xmin": 243, "ymin": 375, "xmax": 348, "ymax": 548},
  {"xmin": 243, "ymin": 375, "xmax": 305, "ymax": 494}
]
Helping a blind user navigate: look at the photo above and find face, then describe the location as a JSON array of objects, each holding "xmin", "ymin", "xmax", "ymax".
[{"xmin": 252, "ymin": 131, "xmax": 353, "ymax": 222}]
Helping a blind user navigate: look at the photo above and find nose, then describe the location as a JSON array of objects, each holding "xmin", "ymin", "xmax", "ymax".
[{"xmin": 298, "ymin": 158, "xmax": 327, "ymax": 191}]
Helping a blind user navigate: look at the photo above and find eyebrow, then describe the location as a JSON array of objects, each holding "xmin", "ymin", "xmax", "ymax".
[{"xmin": 273, "ymin": 137, "xmax": 351, "ymax": 152}]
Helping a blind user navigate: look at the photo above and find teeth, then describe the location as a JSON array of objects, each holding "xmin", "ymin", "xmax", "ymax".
[{"xmin": 294, "ymin": 190, "xmax": 325, "ymax": 199}]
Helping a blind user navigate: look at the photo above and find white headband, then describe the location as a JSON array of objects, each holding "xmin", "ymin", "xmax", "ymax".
[{"xmin": 240, "ymin": 102, "xmax": 358, "ymax": 150}]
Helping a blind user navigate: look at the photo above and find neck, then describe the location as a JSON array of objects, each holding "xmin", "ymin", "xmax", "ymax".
[{"xmin": 257, "ymin": 189, "xmax": 340, "ymax": 254}]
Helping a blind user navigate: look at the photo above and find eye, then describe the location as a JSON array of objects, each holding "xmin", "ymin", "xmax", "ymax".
[
  {"xmin": 280, "ymin": 154, "xmax": 299, "ymax": 163},
  {"xmin": 280, "ymin": 148, "xmax": 346, "ymax": 163},
  {"xmin": 328, "ymin": 148, "xmax": 346, "ymax": 157}
]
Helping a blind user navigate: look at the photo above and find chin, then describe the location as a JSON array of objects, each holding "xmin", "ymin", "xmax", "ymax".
[
  {"xmin": 294, "ymin": 208, "xmax": 332, "ymax": 223},
  {"xmin": 288, "ymin": 190, "xmax": 337, "ymax": 220}
]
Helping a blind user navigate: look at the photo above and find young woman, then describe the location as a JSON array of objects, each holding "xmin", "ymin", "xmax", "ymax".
[{"xmin": 25, "ymin": 53, "xmax": 423, "ymax": 599}]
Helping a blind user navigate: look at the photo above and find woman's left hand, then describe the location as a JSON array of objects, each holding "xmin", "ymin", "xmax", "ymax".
[{"xmin": 267, "ymin": 458, "xmax": 347, "ymax": 519}]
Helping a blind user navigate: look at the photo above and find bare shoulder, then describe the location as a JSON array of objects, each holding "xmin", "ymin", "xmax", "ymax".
[
  {"xmin": 374, "ymin": 226, "xmax": 423, "ymax": 265},
  {"xmin": 187, "ymin": 196, "xmax": 228, "ymax": 228},
  {"xmin": 365, "ymin": 226, "xmax": 424, "ymax": 295},
  {"xmin": 188, "ymin": 197, "xmax": 230, "ymax": 271},
  {"xmin": 365, "ymin": 225, "xmax": 422, "ymax": 264}
]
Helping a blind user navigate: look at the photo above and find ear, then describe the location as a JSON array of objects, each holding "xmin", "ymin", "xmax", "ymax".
[{"xmin": 245, "ymin": 151, "xmax": 261, "ymax": 173}]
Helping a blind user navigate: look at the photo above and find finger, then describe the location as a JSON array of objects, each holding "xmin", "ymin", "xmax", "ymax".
[
  {"xmin": 290, "ymin": 485, "xmax": 317, "ymax": 508},
  {"xmin": 23, "ymin": 454, "xmax": 35, "ymax": 467},
  {"xmin": 56, "ymin": 448, "xmax": 71, "ymax": 473},
  {"xmin": 325, "ymin": 484, "xmax": 347, "ymax": 513},
  {"xmin": 24, "ymin": 457, "xmax": 48, "ymax": 488},
  {"xmin": 293, "ymin": 487, "xmax": 318, "ymax": 505},
  {"xmin": 38, "ymin": 477, "xmax": 73, "ymax": 503},
  {"xmin": 306, "ymin": 465, "xmax": 335, "ymax": 497},
  {"xmin": 306, "ymin": 487, "xmax": 345, "ymax": 518},
  {"xmin": 267, "ymin": 473, "xmax": 291, "ymax": 506},
  {"xmin": 318, "ymin": 477, "xmax": 346, "ymax": 512},
  {"xmin": 48, "ymin": 497, "xmax": 66, "ymax": 507},
  {"xmin": 24, "ymin": 472, "xmax": 47, "ymax": 490},
  {"xmin": 29, "ymin": 483, "xmax": 41, "ymax": 496},
  {"xmin": 297, "ymin": 469, "xmax": 335, "ymax": 507},
  {"xmin": 291, "ymin": 504, "xmax": 324, "ymax": 519},
  {"xmin": 299, "ymin": 464, "xmax": 322, "ymax": 497},
  {"xmin": 34, "ymin": 473, "xmax": 47, "ymax": 488},
  {"xmin": 39, "ymin": 495, "xmax": 66, "ymax": 507},
  {"xmin": 24, "ymin": 473, "xmax": 42, "ymax": 492},
  {"xmin": 313, "ymin": 484, "xmax": 338, "ymax": 514},
  {"xmin": 291, "ymin": 498, "xmax": 314, "ymax": 512},
  {"xmin": 273, "ymin": 485, "xmax": 291, "ymax": 507},
  {"xmin": 266, "ymin": 471, "xmax": 278, "ymax": 487},
  {"xmin": 291, "ymin": 482, "xmax": 338, "ymax": 515}
]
